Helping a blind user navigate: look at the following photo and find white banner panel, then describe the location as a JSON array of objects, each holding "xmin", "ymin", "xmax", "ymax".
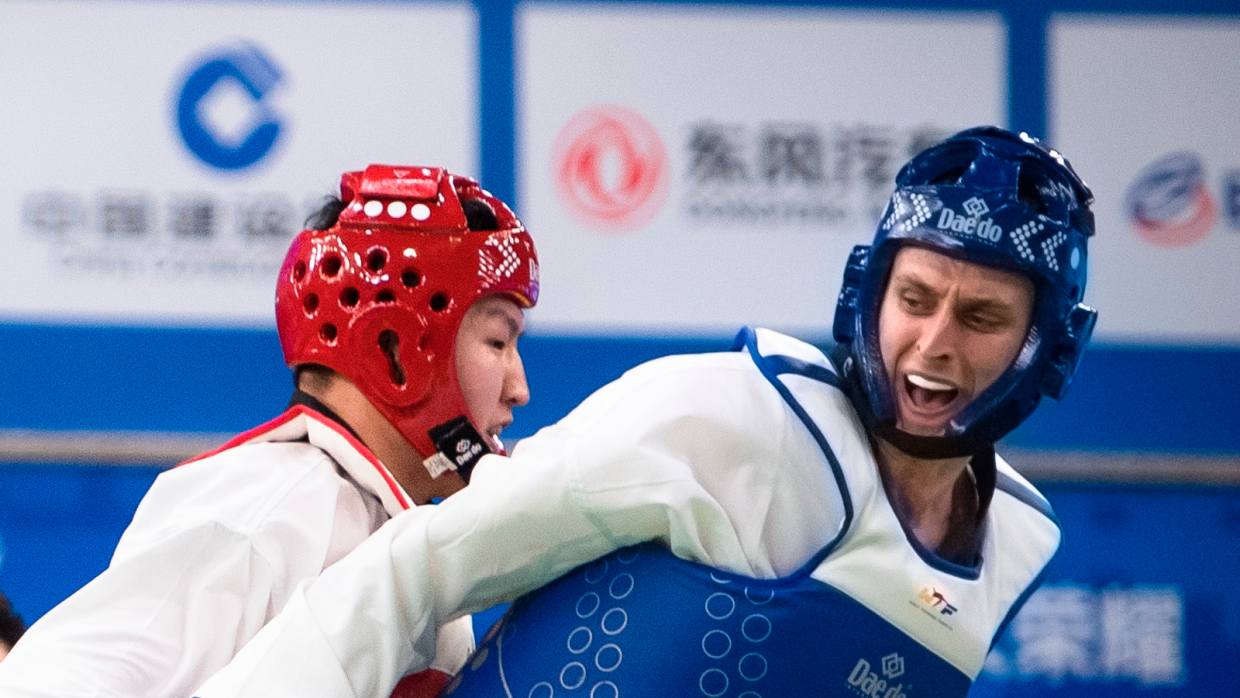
[
  {"xmin": 0, "ymin": 0, "xmax": 477, "ymax": 327},
  {"xmin": 1051, "ymin": 15, "xmax": 1240, "ymax": 345},
  {"xmin": 518, "ymin": 5, "xmax": 1005, "ymax": 336}
]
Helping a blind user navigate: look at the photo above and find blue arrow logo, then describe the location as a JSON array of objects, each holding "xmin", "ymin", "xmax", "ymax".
[{"xmin": 176, "ymin": 43, "xmax": 284, "ymax": 171}]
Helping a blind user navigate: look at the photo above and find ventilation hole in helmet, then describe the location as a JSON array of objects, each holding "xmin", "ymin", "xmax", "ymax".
[
  {"xmin": 339, "ymin": 287, "xmax": 359, "ymax": 308},
  {"xmin": 401, "ymin": 269, "xmax": 421, "ymax": 288},
  {"xmin": 1017, "ymin": 161, "xmax": 1056, "ymax": 217},
  {"xmin": 429, "ymin": 293, "xmax": 449, "ymax": 312},
  {"xmin": 321, "ymin": 256, "xmax": 342, "ymax": 278},
  {"xmin": 378, "ymin": 329, "xmax": 407, "ymax": 386},
  {"xmin": 303, "ymin": 293, "xmax": 319, "ymax": 315},
  {"xmin": 375, "ymin": 289, "xmax": 395, "ymax": 304},
  {"xmin": 366, "ymin": 248, "xmax": 388, "ymax": 273},
  {"xmin": 461, "ymin": 198, "xmax": 500, "ymax": 232},
  {"xmin": 319, "ymin": 323, "xmax": 338, "ymax": 343},
  {"xmin": 930, "ymin": 165, "xmax": 969, "ymax": 186},
  {"xmin": 293, "ymin": 260, "xmax": 307, "ymax": 281},
  {"xmin": 912, "ymin": 143, "xmax": 976, "ymax": 186},
  {"xmin": 418, "ymin": 332, "xmax": 431, "ymax": 351}
]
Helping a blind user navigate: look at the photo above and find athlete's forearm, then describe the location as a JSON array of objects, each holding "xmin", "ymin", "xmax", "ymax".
[{"xmin": 192, "ymin": 453, "xmax": 623, "ymax": 697}]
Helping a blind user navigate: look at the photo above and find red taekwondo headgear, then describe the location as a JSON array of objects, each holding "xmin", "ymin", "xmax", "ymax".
[{"xmin": 276, "ymin": 165, "xmax": 539, "ymax": 481}]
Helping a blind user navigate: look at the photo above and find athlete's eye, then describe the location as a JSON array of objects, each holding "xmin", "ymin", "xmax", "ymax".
[
  {"xmin": 963, "ymin": 312, "xmax": 1005, "ymax": 332},
  {"xmin": 900, "ymin": 292, "xmax": 931, "ymax": 314}
]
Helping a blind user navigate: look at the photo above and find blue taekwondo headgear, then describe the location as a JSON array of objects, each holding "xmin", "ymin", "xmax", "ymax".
[{"xmin": 833, "ymin": 126, "xmax": 1098, "ymax": 459}]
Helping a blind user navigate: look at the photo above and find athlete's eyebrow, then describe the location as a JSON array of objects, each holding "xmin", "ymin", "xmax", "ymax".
[
  {"xmin": 481, "ymin": 305, "xmax": 525, "ymax": 338},
  {"xmin": 957, "ymin": 294, "xmax": 1025, "ymax": 320},
  {"xmin": 890, "ymin": 274, "xmax": 940, "ymax": 298}
]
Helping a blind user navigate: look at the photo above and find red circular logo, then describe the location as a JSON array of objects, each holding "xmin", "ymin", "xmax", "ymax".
[{"xmin": 553, "ymin": 105, "xmax": 669, "ymax": 234}]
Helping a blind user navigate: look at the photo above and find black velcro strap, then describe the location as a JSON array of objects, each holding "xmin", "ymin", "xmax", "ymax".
[{"xmin": 427, "ymin": 416, "xmax": 492, "ymax": 484}]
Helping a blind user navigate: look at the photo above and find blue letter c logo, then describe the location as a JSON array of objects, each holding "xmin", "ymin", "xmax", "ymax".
[{"xmin": 176, "ymin": 43, "xmax": 284, "ymax": 171}]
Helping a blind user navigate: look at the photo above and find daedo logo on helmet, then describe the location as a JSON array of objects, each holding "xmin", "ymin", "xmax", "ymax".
[
  {"xmin": 935, "ymin": 196, "xmax": 1002, "ymax": 242},
  {"xmin": 176, "ymin": 42, "xmax": 285, "ymax": 171}
]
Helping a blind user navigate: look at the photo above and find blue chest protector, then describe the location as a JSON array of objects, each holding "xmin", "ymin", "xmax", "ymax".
[
  {"xmin": 443, "ymin": 542, "xmax": 970, "ymax": 698},
  {"xmin": 439, "ymin": 328, "xmax": 1057, "ymax": 698}
]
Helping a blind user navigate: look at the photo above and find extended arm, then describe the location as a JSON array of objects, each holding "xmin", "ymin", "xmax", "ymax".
[
  {"xmin": 0, "ymin": 520, "xmax": 278, "ymax": 698},
  {"xmin": 195, "ymin": 350, "xmax": 836, "ymax": 698},
  {"xmin": 0, "ymin": 443, "xmax": 367, "ymax": 698}
]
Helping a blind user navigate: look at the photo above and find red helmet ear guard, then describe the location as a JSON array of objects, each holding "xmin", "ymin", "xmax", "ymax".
[{"xmin": 276, "ymin": 165, "xmax": 539, "ymax": 482}]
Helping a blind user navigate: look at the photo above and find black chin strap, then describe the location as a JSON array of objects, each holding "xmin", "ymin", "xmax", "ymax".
[
  {"xmin": 872, "ymin": 421, "xmax": 982, "ymax": 460},
  {"xmin": 287, "ymin": 390, "xmax": 366, "ymax": 445},
  {"xmin": 288, "ymin": 389, "xmax": 489, "ymax": 487}
]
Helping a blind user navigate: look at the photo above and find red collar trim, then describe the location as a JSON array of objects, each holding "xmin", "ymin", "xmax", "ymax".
[{"xmin": 178, "ymin": 405, "xmax": 411, "ymax": 511}]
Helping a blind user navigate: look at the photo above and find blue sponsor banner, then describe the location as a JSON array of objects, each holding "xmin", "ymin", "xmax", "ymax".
[
  {"xmin": 973, "ymin": 485, "xmax": 1240, "ymax": 696},
  {"xmin": 1, "ymin": 471, "xmax": 1237, "ymax": 696},
  {"xmin": 0, "ymin": 464, "xmax": 162, "ymax": 625},
  {"xmin": 0, "ymin": 324, "xmax": 1236, "ymax": 453}
]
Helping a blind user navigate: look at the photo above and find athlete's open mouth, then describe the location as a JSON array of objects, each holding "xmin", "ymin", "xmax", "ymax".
[
  {"xmin": 486, "ymin": 426, "xmax": 508, "ymax": 453},
  {"xmin": 903, "ymin": 374, "xmax": 960, "ymax": 410}
]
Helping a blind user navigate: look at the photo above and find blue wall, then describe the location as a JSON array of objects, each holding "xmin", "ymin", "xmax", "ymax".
[
  {"xmin": 2, "ymin": 467, "xmax": 1236, "ymax": 694},
  {"xmin": 1, "ymin": 323, "xmax": 1237, "ymax": 452}
]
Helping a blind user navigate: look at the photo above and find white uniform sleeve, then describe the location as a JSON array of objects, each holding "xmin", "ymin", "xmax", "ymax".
[
  {"xmin": 0, "ymin": 521, "xmax": 277, "ymax": 698},
  {"xmin": 0, "ymin": 443, "xmax": 359, "ymax": 698},
  {"xmin": 195, "ymin": 352, "xmax": 843, "ymax": 698}
]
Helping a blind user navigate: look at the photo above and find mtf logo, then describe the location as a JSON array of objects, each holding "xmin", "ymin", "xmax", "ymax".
[
  {"xmin": 552, "ymin": 104, "xmax": 668, "ymax": 234},
  {"xmin": 918, "ymin": 586, "xmax": 958, "ymax": 616},
  {"xmin": 175, "ymin": 42, "xmax": 285, "ymax": 171}
]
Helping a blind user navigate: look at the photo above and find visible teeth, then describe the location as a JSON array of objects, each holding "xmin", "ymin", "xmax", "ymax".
[{"xmin": 907, "ymin": 374, "xmax": 955, "ymax": 392}]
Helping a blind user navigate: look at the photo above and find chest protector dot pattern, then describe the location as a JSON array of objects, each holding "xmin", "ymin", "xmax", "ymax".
[{"xmin": 441, "ymin": 542, "xmax": 970, "ymax": 698}]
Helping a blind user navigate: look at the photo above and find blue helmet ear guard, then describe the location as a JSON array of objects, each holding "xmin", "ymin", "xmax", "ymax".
[{"xmin": 832, "ymin": 126, "xmax": 1098, "ymax": 459}]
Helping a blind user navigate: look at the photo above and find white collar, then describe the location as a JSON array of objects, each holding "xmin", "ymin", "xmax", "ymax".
[{"xmin": 181, "ymin": 406, "xmax": 413, "ymax": 516}]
